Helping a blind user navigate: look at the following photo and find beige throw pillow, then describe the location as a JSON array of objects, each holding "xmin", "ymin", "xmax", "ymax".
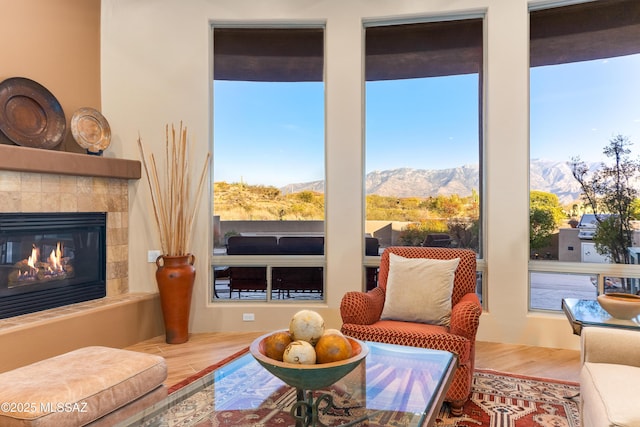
[{"xmin": 380, "ymin": 253, "xmax": 460, "ymax": 326}]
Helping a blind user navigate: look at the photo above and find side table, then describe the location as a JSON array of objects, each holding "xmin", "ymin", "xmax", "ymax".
[{"xmin": 562, "ymin": 298, "xmax": 640, "ymax": 335}]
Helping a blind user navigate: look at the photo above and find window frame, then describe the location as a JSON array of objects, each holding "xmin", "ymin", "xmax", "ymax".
[
  {"xmin": 210, "ymin": 23, "xmax": 328, "ymax": 303},
  {"xmin": 528, "ymin": 0, "xmax": 640, "ymax": 311},
  {"xmin": 362, "ymin": 14, "xmax": 487, "ymax": 300}
]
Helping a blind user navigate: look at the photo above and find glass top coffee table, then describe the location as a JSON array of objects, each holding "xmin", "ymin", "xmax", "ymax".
[
  {"xmin": 118, "ymin": 341, "xmax": 456, "ymax": 427},
  {"xmin": 562, "ymin": 298, "xmax": 640, "ymax": 335}
]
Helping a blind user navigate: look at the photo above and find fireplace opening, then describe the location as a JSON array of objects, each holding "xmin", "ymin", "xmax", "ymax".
[{"xmin": 0, "ymin": 213, "xmax": 106, "ymax": 319}]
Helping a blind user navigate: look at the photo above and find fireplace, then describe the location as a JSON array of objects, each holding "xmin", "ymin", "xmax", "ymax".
[{"xmin": 0, "ymin": 212, "xmax": 106, "ymax": 319}]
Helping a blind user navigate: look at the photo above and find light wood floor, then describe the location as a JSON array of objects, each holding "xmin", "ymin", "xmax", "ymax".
[{"xmin": 125, "ymin": 332, "xmax": 581, "ymax": 388}]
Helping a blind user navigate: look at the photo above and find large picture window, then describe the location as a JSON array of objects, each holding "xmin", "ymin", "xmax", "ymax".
[
  {"xmin": 211, "ymin": 27, "xmax": 326, "ymax": 302},
  {"xmin": 364, "ymin": 18, "xmax": 484, "ymax": 296},
  {"xmin": 529, "ymin": 0, "xmax": 640, "ymax": 310}
]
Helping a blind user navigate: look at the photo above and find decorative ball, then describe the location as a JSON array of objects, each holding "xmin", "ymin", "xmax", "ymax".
[
  {"xmin": 315, "ymin": 333, "xmax": 353, "ymax": 364},
  {"xmin": 289, "ymin": 309, "xmax": 325, "ymax": 345},
  {"xmin": 283, "ymin": 340, "xmax": 317, "ymax": 365},
  {"xmin": 264, "ymin": 330, "xmax": 293, "ymax": 361}
]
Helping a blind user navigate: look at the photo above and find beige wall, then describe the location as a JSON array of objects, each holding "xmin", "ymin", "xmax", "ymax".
[
  {"xmin": 0, "ymin": 1, "xmax": 165, "ymax": 367},
  {"xmin": 0, "ymin": 0, "xmax": 101, "ymax": 154},
  {"xmin": 101, "ymin": 0, "xmax": 582, "ymax": 350}
]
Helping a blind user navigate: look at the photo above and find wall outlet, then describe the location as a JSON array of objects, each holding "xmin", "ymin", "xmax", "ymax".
[
  {"xmin": 147, "ymin": 250, "xmax": 162, "ymax": 263},
  {"xmin": 242, "ymin": 313, "xmax": 255, "ymax": 321}
]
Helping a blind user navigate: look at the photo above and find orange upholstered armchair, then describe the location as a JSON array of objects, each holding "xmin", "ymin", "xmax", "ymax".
[{"xmin": 340, "ymin": 247, "xmax": 482, "ymax": 415}]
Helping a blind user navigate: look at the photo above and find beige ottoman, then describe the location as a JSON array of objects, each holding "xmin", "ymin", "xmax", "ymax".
[{"xmin": 0, "ymin": 346, "xmax": 167, "ymax": 427}]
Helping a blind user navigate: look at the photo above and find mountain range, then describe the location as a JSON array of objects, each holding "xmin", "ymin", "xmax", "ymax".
[{"xmin": 282, "ymin": 159, "xmax": 600, "ymax": 204}]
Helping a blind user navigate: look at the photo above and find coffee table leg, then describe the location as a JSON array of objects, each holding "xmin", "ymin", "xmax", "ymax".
[
  {"xmin": 291, "ymin": 389, "xmax": 373, "ymax": 427},
  {"xmin": 295, "ymin": 388, "xmax": 306, "ymax": 427},
  {"xmin": 291, "ymin": 389, "xmax": 331, "ymax": 427}
]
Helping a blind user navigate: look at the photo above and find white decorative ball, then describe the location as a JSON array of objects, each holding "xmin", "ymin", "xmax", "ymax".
[
  {"xmin": 289, "ymin": 309, "xmax": 325, "ymax": 345},
  {"xmin": 283, "ymin": 340, "xmax": 317, "ymax": 365}
]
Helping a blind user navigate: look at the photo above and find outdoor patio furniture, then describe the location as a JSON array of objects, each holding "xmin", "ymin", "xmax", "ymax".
[
  {"xmin": 226, "ymin": 235, "xmax": 278, "ymax": 255},
  {"xmin": 277, "ymin": 236, "xmax": 324, "ymax": 255},
  {"xmin": 272, "ymin": 266, "xmax": 324, "ymax": 298},
  {"xmin": 228, "ymin": 267, "xmax": 268, "ymax": 297},
  {"xmin": 422, "ymin": 233, "xmax": 452, "ymax": 247},
  {"xmin": 224, "ymin": 236, "xmax": 380, "ymax": 297}
]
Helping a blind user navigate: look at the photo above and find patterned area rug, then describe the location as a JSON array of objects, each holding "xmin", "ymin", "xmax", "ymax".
[
  {"xmin": 434, "ymin": 370, "xmax": 580, "ymax": 427},
  {"xmin": 166, "ymin": 355, "xmax": 580, "ymax": 427}
]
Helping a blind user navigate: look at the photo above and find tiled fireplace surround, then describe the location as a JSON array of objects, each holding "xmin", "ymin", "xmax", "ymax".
[
  {"xmin": 0, "ymin": 172, "xmax": 129, "ymax": 295},
  {"xmin": 0, "ymin": 145, "xmax": 163, "ymax": 371}
]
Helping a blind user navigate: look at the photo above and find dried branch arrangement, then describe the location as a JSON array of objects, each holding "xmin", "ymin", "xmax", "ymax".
[{"xmin": 138, "ymin": 123, "xmax": 211, "ymax": 256}]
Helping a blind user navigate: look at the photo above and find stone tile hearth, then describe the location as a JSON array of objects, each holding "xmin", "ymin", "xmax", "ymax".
[{"xmin": 0, "ymin": 293, "xmax": 153, "ymax": 332}]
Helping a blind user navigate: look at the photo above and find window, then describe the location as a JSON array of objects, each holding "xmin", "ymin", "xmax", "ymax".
[
  {"xmin": 212, "ymin": 27, "xmax": 325, "ymax": 302},
  {"xmin": 364, "ymin": 18, "xmax": 484, "ymax": 296},
  {"xmin": 529, "ymin": 0, "xmax": 640, "ymax": 310}
]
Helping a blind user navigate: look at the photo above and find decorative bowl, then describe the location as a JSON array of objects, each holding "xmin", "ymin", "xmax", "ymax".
[
  {"xmin": 249, "ymin": 330, "xmax": 369, "ymax": 390},
  {"xmin": 597, "ymin": 293, "xmax": 640, "ymax": 320}
]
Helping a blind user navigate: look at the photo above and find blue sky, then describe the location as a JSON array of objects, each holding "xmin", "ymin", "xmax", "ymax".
[
  {"xmin": 531, "ymin": 54, "xmax": 640, "ymax": 163},
  {"xmin": 214, "ymin": 53, "xmax": 640, "ymax": 188},
  {"xmin": 365, "ymin": 74, "xmax": 479, "ymax": 172},
  {"xmin": 213, "ymin": 81, "xmax": 325, "ymax": 187}
]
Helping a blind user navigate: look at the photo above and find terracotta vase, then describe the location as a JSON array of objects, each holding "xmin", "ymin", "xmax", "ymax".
[{"xmin": 155, "ymin": 254, "xmax": 196, "ymax": 344}]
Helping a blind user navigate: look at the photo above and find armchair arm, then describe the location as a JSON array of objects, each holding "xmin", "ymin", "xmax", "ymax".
[
  {"xmin": 449, "ymin": 292, "xmax": 482, "ymax": 340},
  {"xmin": 582, "ymin": 326, "xmax": 640, "ymax": 368},
  {"xmin": 340, "ymin": 287, "xmax": 385, "ymax": 325}
]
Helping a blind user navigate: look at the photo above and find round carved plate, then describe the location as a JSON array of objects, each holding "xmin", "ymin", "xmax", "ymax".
[
  {"xmin": 70, "ymin": 107, "xmax": 111, "ymax": 154},
  {"xmin": 0, "ymin": 77, "xmax": 66, "ymax": 149}
]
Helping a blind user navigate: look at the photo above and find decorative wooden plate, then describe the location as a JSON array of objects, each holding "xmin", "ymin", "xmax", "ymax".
[
  {"xmin": 0, "ymin": 77, "xmax": 66, "ymax": 149},
  {"xmin": 70, "ymin": 107, "xmax": 111, "ymax": 154}
]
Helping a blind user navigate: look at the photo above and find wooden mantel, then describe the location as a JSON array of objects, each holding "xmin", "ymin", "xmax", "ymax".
[{"xmin": 0, "ymin": 144, "xmax": 141, "ymax": 180}]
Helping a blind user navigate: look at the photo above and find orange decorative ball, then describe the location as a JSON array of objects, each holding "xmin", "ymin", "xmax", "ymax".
[
  {"xmin": 264, "ymin": 331, "xmax": 293, "ymax": 361},
  {"xmin": 315, "ymin": 333, "xmax": 353, "ymax": 364}
]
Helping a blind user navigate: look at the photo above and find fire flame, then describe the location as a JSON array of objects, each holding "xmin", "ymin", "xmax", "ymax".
[
  {"xmin": 27, "ymin": 245, "xmax": 38, "ymax": 270},
  {"xmin": 20, "ymin": 242, "xmax": 66, "ymax": 279},
  {"xmin": 48, "ymin": 242, "xmax": 64, "ymax": 272}
]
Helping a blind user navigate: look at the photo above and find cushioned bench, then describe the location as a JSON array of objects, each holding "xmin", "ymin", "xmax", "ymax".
[{"xmin": 0, "ymin": 346, "xmax": 167, "ymax": 427}]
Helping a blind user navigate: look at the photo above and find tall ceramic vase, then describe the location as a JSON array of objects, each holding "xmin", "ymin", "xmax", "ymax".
[{"xmin": 155, "ymin": 254, "xmax": 195, "ymax": 344}]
